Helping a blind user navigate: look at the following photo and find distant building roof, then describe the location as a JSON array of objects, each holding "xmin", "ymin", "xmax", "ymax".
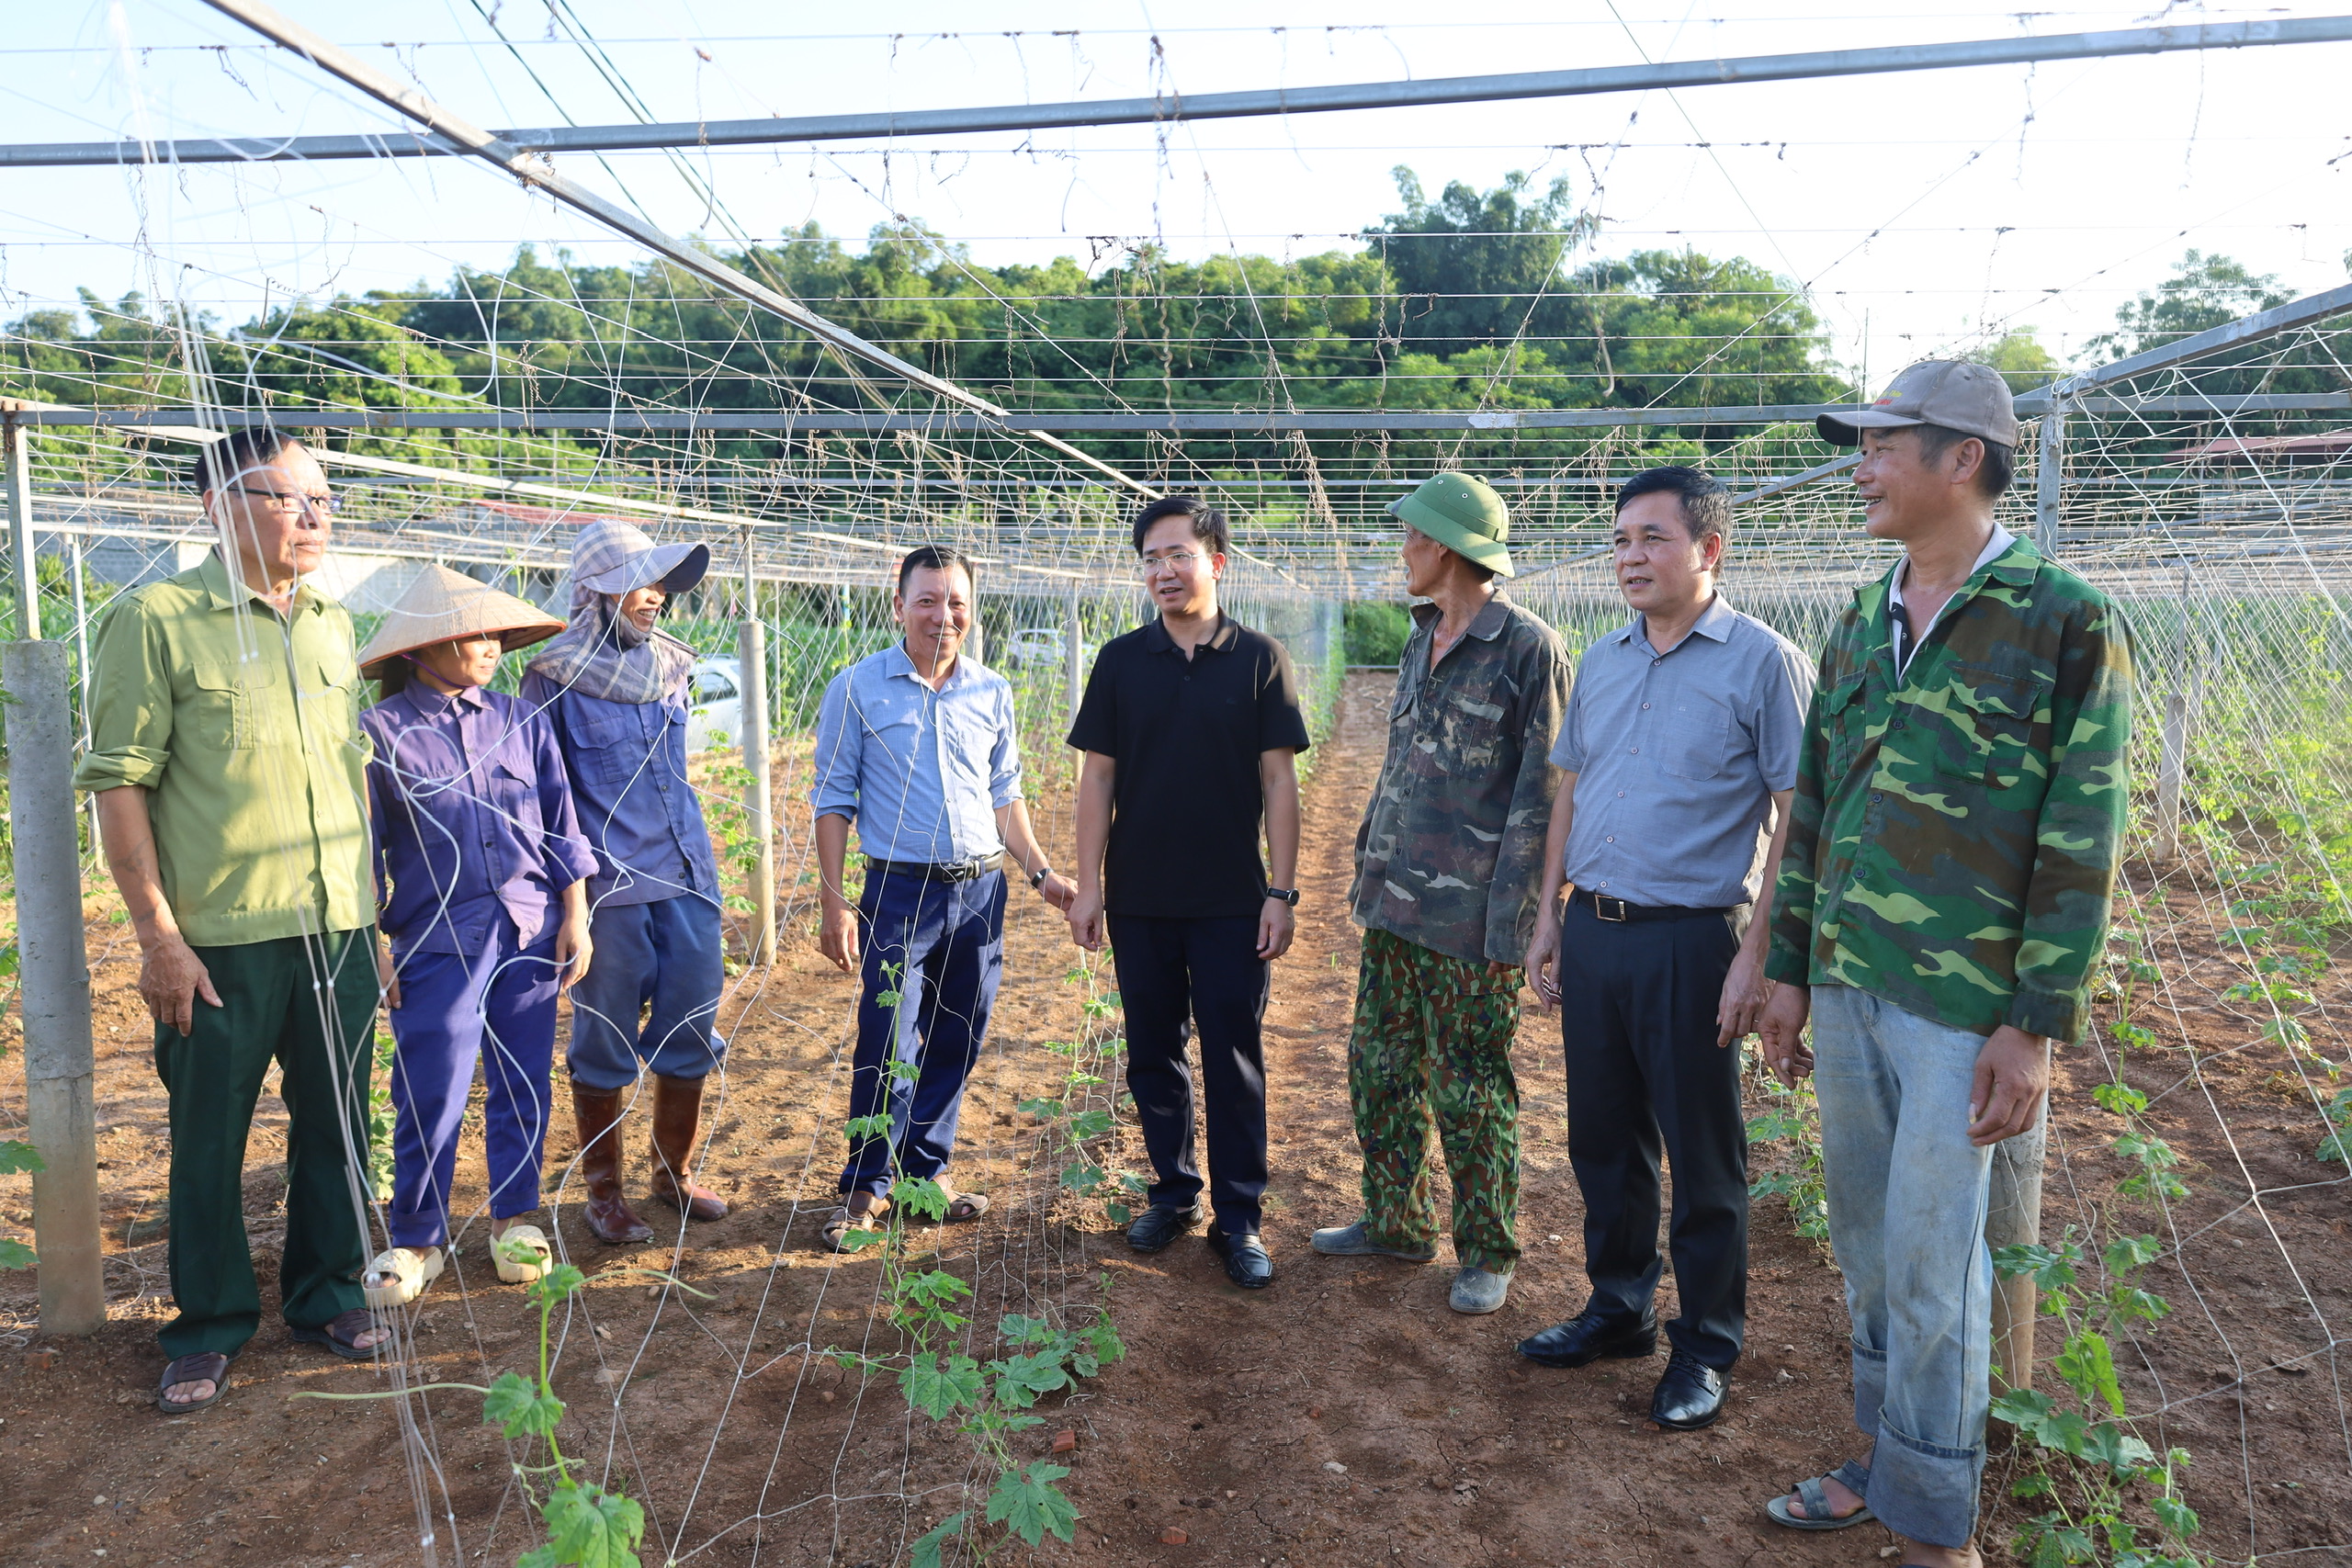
[{"xmin": 2174, "ymin": 429, "xmax": 2352, "ymax": 462}]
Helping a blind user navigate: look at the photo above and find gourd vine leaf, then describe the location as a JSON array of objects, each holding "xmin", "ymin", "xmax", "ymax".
[
  {"xmin": 2074, "ymin": 1419, "xmax": 2157, "ymax": 1474},
  {"xmin": 2102, "ymin": 1233, "xmax": 2164, "ymax": 1273},
  {"xmin": 539, "ymin": 1477, "xmax": 647, "ymax": 1568},
  {"xmin": 910, "ymin": 1510, "xmax": 969, "ymax": 1568},
  {"xmin": 890, "ymin": 1176, "xmax": 951, "ymax": 1222},
  {"xmin": 999, "ymin": 1314, "xmax": 1055, "ymax": 1346},
  {"xmin": 2055, "ymin": 1329, "xmax": 2126, "ymax": 1416},
  {"xmin": 987, "ymin": 1462, "xmax": 1077, "ymax": 1546},
  {"xmin": 1993, "ymin": 1241, "xmax": 2079, "ymax": 1291},
  {"xmin": 897, "ymin": 1270, "xmax": 973, "ymax": 1309},
  {"xmin": 899, "ymin": 1352, "xmax": 984, "ymax": 1421},
  {"xmin": 1059, "ymin": 1163, "xmax": 1106, "ymax": 1193},
  {"xmin": 2092, "ymin": 1081, "xmax": 2149, "ymax": 1118},
  {"xmin": 483, "ymin": 1370, "xmax": 566, "ymax": 1440},
  {"xmin": 991, "ymin": 1348, "xmax": 1074, "ymax": 1408},
  {"xmin": 1015, "ymin": 1097, "xmax": 1067, "ymax": 1121},
  {"xmin": 0, "ymin": 1236, "xmax": 34, "ymax": 1270},
  {"xmin": 2153, "ymin": 1495, "xmax": 2201, "ymax": 1540},
  {"xmin": 1067, "ymin": 1109, "xmax": 1114, "ymax": 1140},
  {"xmin": 0, "ymin": 1140, "xmax": 45, "ymax": 1176},
  {"xmin": 843, "ymin": 1113, "xmax": 894, "ymax": 1141}
]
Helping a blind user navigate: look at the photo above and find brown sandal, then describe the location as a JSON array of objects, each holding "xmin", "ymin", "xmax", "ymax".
[
  {"xmin": 943, "ymin": 1190, "xmax": 989, "ymax": 1223},
  {"xmin": 156, "ymin": 1350, "xmax": 234, "ymax": 1415},
  {"xmin": 822, "ymin": 1197, "xmax": 891, "ymax": 1252},
  {"xmin": 291, "ymin": 1308, "xmax": 388, "ymax": 1360}
]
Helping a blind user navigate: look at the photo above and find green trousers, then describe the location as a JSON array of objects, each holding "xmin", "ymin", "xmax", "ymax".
[
  {"xmin": 154, "ymin": 930, "xmax": 379, "ymax": 1359},
  {"xmin": 1347, "ymin": 928, "xmax": 1523, "ymax": 1273}
]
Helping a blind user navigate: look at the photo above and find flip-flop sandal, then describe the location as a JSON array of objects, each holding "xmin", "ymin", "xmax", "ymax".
[
  {"xmin": 943, "ymin": 1190, "xmax": 989, "ymax": 1223},
  {"xmin": 291, "ymin": 1308, "xmax": 390, "ymax": 1360},
  {"xmin": 821, "ymin": 1201, "xmax": 890, "ymax": 1252},
  {"xmin": 492, "ymin": 1225, "xmax": 554, "ymax": 1285},
  {"xmin": 362, "ymin": 1246, "xmax": 445, "ymax": 1309},
  {"xmin": 1764, "ymin": 1460, "xmax": 1873, "ymax": 1530},
  {"xmin": 155, "ymin": 1350, "xmax": 237, "ymax": 1415}
]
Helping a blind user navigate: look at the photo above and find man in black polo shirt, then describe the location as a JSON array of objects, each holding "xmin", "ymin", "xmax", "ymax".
[{"xmin": 1068, "ymin": 496, "xmax": 1312, "ymax": 1289}]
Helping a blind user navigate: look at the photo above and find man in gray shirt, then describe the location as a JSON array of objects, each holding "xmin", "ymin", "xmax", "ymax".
[{"xmin": 1518, "ymin": 466, "xmax": 1814, "ymax": 1433}]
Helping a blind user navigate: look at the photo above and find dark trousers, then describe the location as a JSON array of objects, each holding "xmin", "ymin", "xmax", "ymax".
[
  {"xmin": 567, "ymin": 894, "xmax": 726, "ymax": 1089},
  {"xmin": 155, "ymin": 930, "xmax": 379, "ymax": 1359},
  {"xmin": 841, "ymin": 869, "xmax": 1006, "ymax": 1198},
  {"xmin": 385, "ymin": 928, "xmax": 560, "ymax": 1248},
  {"xmin": 1108, "ymin": 913, "xmax": 1270, "ymax": 1235},
  {"xmin": 1557, "ymin": 897, "xmax": 1750, "ymax": 1370}
]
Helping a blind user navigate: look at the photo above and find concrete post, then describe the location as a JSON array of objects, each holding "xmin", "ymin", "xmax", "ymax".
[
  {"xmin": 2034, "ymin": 394, "xmax": 2065, "ymax": 559},
  {"xmin": 6, "ymin": 413, "xmax": 35, "ymax": 641},
  {"xmin": 68, "ymin": 536, "xmax": 98, "ymax": 852},
  {"xmin": 1984, "ymin": 1103, "xmax": 2048, "ymax": 1397},
  {"xmin": 5, "ymin": 640, "xmax": 105, "ymax": 1335},
  {"xmin": 1064, "ymin": 586, "xmax": 1084, "ymax": 739},
  {"xmin": 2154, "ymin": 692, "xmax": 2190, "ymax": 861},
  {"xmin": 737, "ymin": 551, "xmax": 775, "ymax": 966}
]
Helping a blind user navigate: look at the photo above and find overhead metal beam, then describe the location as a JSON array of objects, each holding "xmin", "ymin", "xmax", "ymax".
[
  {"xmin": 192, "ymin": 0, "xmax": 1157, "ymax": 502},
  {"xmin": 10, "ymin": 16, "xmax": 2351, "ymax": 167},
  {"xmin": 2022, "ymin": 280, "xmax": 2352, "ymax": 401},
  {"xmin": 17, "ymin": 392, "xmax": 2352, "ymax": 434}
]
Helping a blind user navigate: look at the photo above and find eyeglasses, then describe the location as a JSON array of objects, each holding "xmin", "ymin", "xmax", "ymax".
[
  {"xmin": 234, "ymin": 486, "xmax": 336, "ymax": 517},
  {"xmin": 1138, "ymin": 549, "xmax": 1202, "ymax": 575}
]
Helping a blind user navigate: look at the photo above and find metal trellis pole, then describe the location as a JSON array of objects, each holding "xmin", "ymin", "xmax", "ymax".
[
  {"xmin": 739, "ymin": 536, "xmax": 775, "ymax": 967},
  {"xmin": 5, "ymin": 640, "xmax": 105, "ymax": 1335}
]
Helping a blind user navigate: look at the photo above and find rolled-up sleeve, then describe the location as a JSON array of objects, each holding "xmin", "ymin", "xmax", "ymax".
[
  {"xmin": 531, "ymin": 713, "xmax": 601, "ymax": 890},
  {"xmin": 809, "ymin": 671, "xmax": 863, "ymax": 822},
  {"xmin": 1754, "ymin": 637, "xmax": 1815, "ymax": 793},
  {"xmin": 73, "ymin": 592, "xmax": 175, "ymax": 795},
  {"xmin": 988, "ymin": 683, "xmax": 1024, "ymax": 809}
]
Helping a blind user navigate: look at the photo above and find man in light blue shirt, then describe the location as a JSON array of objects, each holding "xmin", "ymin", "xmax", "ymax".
[{"xmin": 810, "ymin": 545, "xmax": 1075, "ymax": 1247}]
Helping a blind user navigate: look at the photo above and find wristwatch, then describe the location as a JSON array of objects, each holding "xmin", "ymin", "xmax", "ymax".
[
  {"xmin": 1266, "ymin": 886, "xmax": 1300, "ymax": 906},
  {"xmin": 1029, "ymin": 864, "xmax": 1053, "ymax": 890}
]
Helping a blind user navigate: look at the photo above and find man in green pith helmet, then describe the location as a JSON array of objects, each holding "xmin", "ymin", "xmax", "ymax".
[{"xmin": 1315, "ymin": 472, "xmax": 1571, "ymax": 1316}]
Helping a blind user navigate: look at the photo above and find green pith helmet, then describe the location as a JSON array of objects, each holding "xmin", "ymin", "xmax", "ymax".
[{"xmin": 1385, "ymin": 471, "xmax": 1515, "ymax": 578}]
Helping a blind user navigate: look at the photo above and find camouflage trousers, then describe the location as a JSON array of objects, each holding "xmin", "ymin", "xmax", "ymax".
[{"xmin": 1347, "ymin": 927, "xmax": 1522, "ymax": 1273}]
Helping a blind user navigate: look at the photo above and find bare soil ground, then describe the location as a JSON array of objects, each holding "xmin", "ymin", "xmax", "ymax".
[{"xmin": 1, "ymin": 671, "xmax": 2346, "ymax": 1567}]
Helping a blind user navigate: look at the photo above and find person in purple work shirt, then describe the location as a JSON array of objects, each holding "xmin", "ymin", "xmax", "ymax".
[
  {"xmin": 357, "ymin": 566, "xmax": 599, "ymax": 1307},
  {"xmin": 521, "ymin": 520, "xmax": 729, "ymax": 1247}
]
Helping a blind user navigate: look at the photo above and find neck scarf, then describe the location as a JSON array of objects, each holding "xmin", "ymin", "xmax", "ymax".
[{"xmin": 525, "ymin": 586, "xmax": 695, "ymax": 705}]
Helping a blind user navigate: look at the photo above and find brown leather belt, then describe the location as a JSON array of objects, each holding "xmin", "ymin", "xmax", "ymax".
[
  {"xmin": 865, "ymin": 853, "xmax": 1003, "ymax": 885},
  {"xmin": 1571, "ymin": 887, "xmax": 1741, "ymax": 924}
]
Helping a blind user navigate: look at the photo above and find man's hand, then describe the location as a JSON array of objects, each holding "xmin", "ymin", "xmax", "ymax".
[
  {"xmin": 1067, "ymin": 888, "xmax": 1106, "ymax": 952},
  {"xmin": 555, "ymin": 917, "xmax": 594, "ymax": 991},
  {"xmin": 1036, "ymin": 870, "xmax": 1078, "ymax": 914},
  {"xmin": 1525, "ymin": 908, "xmax": 1563, "ymax": 1014},
  {"xmin": 1715, "ymin": 946, "xmax": 1773, "ymax": 1047},
  {"xmin": 1758, "ymin": 984, "xmax": 1813, "ymax": 1087},
  {"xmin": 141, "ymin": 931, "xmax": 222, "ymax": 1037},
  {"xmin": 1256, "ymin": 897, "xmax": 1295, "ymax": 961},
  {"xmin": 1968, "ymin": 1025, "xmax": 2050, "ymax": 1146},
  {"xmin": 819, "ymin": 904, "xmax": 863, "ymax": 974},
  {"xmin": 376, "ymin": 938, "xmax": 402, "ymax": 1011}
]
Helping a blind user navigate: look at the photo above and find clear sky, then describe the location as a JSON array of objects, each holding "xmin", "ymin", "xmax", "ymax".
[{"xmin": 5, "ymin": 0, "xmax": 2351, "ymax": 393}]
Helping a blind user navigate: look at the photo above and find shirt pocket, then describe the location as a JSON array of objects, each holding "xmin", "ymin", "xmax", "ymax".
[
  {"xmin": 487, "ymin": 755, "xmax": 544, "ymax": 839},
  {"xmin": 1932, "ymin": 662, "xmax": 2049, "ymax": 798},
  {"xmin": 1820, "ymin": 673, "xmax": 1869, "ymax": 780},
  {"xmin": 1661, "ymin": 692, "xmax": 1734, "ymax": 781},
  {"xmin": 572, "ymin": 709, "xmax": 644, "ymax": 787},
  {"xmin": 1423, "ymin": 670, "xmax": 1514, "ymax": 777},
  {"xmin": 187, "ymin": 661, "xmax": 253, "ymax": 750},
  {"xmin": 302, "ymin": 649, "xmax": 362, "ymax": 754}
]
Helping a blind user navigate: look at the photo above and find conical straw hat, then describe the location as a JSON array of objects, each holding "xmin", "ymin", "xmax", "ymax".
[{"xmin": 356, "ymin": 563, "xmax": 568, "ymax": 679}]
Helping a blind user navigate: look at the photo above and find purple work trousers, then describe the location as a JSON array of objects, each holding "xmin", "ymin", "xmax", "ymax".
[{"xmin": 385, "ymin": 928, "xmax": 562, "ymax": 1248}]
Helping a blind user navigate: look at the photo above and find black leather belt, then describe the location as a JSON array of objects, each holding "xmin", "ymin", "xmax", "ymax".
[
  {"xmin": 1571, "ymin": 887, "xmax": 1741, "ymax": 923},
  {"xmin": 865, "ymin": 853, "xmax": 1003, "ymax": 884}
]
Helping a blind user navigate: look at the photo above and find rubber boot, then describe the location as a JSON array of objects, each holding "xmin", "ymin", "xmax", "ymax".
[
  {"xmin": 571, "ymin": 1083, "xmax": 652, "ymax": 1245},
  {"xmin": 649, "ymin": 1073, "xmax": 728, "ymax": 1221}
]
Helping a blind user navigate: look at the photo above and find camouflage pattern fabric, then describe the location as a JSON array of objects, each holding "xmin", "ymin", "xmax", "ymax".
[
  {"xmin": 1347, "ymin": 928, "xmax": 1523, "ymax": 1272},
  {"xmin": 1350, "ymin": 592, "xmax": 1571, "ymax": 965},
  {"xmin": 1766, "ymin": 537, "xmax": 2133, "ymax": 1043}
]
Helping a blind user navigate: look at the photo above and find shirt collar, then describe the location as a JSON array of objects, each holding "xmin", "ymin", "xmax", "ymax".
[
  {"xmin": 1141, "ymin": 612, "xmax": 1238, "ymax": 655},
  {"xmin": 1611, "ymin": 592, "xmax": 1737, "ymax": 649},
  {"xmin": 198, "ymin": 547, "xmax": 321, "ymax": 617},
  {"xmin": 400, "ymin": 681, "xmax": 489, "ymax": 717},
  {"xmin": 1410, "ymin": 591, "xmax": 1512, "ymax": 642},
  {"xmin": 1888, "ymin": 523, "xmax": 2016, "ymax": 607},
  {"xmin": 885, "ymin": 639, "xmax": 969, "ymax": 690}
]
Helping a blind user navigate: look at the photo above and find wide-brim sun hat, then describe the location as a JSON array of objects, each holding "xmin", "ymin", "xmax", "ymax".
[
  {"xmin": 570, "ymin": 518, "xmax": 710, "ymax": 599},
  {"xmin": 1385, "ymin": 471, "xmax": 1515, "ymax": 578},
  {"xmin": 356, "ymin": 563, "xmax": 569, "ymax": 679}
]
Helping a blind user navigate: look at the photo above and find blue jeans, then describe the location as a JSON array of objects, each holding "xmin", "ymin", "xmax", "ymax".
[
  {"xmin": 1810, "ymin": 985, "xmax": 1996, "ymax": 1550},
  {"xmin": 386, "ymin": 928, "xmax": 560, "ymax": 1247},
  {"xmin": 567, "ymin": 894, "xmax": 726, "ymax": 1090},
  {"xmin": 841, "ymin": 869, "xmax": 1005, "ymax": 1198}
]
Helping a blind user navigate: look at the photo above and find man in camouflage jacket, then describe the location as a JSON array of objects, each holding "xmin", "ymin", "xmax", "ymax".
[
  {"xmin": 1313, "ymin": 472, "xmax": 1570, "ymax": 1317},
  {"xmin": 1758, "ymin": 362, "xmax": 2133, "ymax": 1567}
]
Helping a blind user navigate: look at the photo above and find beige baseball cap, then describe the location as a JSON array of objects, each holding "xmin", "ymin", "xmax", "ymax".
[{"xmin": 1816, "ymin": 358, "xmax": 2018, "ymax": 449}]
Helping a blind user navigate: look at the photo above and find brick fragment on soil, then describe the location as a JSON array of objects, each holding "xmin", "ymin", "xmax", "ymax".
[
  {"xmin": 1159, "ymin": 1525, "xmax": 1188, "ymax": 1544},
  {"xmin": 1051, "ymin": 1428, "xmax": 1078, "ymax": 1453}
]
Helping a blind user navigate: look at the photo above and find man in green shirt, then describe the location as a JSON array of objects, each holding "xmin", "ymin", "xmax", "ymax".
[
  {"xmin": 78, "ymin": 428, "xmax": 390, "ymax": 1415},
  {"xmin": 1757, "ymin": 362, "xmax": 2133, "ymax": 1567}
]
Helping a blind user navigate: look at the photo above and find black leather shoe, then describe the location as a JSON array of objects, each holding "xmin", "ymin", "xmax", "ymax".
[
  {"xmin": 1125, "ymin": 1203, "xmax": 1203, "ymax": 1253},
  {"xmin": 1206, "ymin": 1224, "xmax": 1273, "ymax": 1289},
  {"xmin": 1650, "ymin": 1348, "xmax": 1728, "ymax": 1430},
  {"xmin": 1516, "ymin": 1309, "xmax": 1657, "ymax": 1369}
]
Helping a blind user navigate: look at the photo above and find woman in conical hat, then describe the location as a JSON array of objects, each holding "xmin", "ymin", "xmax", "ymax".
[
  {"xmin": 520, "ymin": 520, "xmax": 729, "ymax": 1247},
  {"xmin": 357, "ymin": 564, "xmax": 599, "ymax": 1305}
]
